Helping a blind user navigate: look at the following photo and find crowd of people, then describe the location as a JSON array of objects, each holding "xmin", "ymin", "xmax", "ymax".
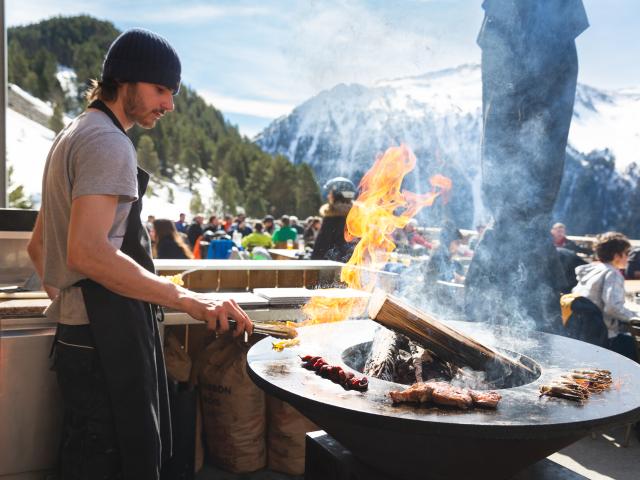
[
  {"xmin": 145, "ymin": 212, "xmax": 324, "ymax": 260},
  {"xmin": 144, "ymin": 176, "xmax": 357, "ymax": 261}
]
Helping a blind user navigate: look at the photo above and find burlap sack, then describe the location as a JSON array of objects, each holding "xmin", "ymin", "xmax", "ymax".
[
  {"xmin": 266, "ymin": 395, "xmax": 318, "ymax": 475},
  {"xmin": 198, "ymin": 335, "xmax": 266, "ymax": 473},
  {"xmin": 164, "ymin": 331, "xmax": 192, "ymax": 383}
]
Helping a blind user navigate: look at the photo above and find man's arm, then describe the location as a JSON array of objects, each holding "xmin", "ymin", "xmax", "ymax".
[
  {"xmin": 26, "ymin": 210, "xmax": 60, "ymax": 300},
  {"xmin": 67, "ymin": 195, "xmax": 252, "ymax": 335}
]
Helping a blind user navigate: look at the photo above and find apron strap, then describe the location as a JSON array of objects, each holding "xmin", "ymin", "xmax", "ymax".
[{"xmin": 87, "ymin": 99, "xmax": 126, "ymax": 134}]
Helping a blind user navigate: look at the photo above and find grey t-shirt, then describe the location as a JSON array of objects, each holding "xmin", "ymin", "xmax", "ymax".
[{"xmin": 41, "ymin": 110, "xmax": 138, "ymax": 325}]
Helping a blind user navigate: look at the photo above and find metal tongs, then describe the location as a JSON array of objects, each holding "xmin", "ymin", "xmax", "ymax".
[{"xmin": 225, "ymin": 318, "xmax": 298, "ymax": 339}]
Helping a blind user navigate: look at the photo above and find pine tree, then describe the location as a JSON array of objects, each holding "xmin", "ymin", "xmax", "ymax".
[
  {"xmin": 217, "ymin": 173, "xmax": 241, "ymax": 214},
  {"xmin": 221, "ymin": 145, "xmax": 248, "ymax": 189},
  {"xmin": 136, "ymin": 135, "xmax": 161, "ymax": 175},
  {"xmin": 7, "ymin": 166, "xmax": 34, "ymax": 209},
  {"xmin": 8, "ymin": 42, "xmax": 29, "ymax": 84},
  {"xmin": 244, "ymin": 159, "xmax": 271, "ymax": 217},
  {"xmin": 49, "ymin": 102, "xmax": 65, "ymax": 134},
  {"xmin": 294, "ymin": 163, "xmax": 322, "ymax": 218},
  {"xmin": 180, "ymin": 147, "xmax": 200, "ymax": 190},
  {"xmin": 265, "ymin": 155, "xmax": 297, "ymax": 216},
  {"xmin": 190, "ymin": 191, "xmax": 204, "ymax": 215}
]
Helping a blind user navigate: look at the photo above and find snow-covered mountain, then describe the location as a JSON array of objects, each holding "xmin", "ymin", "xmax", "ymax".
[
  {"xmin": 7, "ymin": 83, "xmax": 218, "ymax": 220},
  {"xmin": 256, "ymin": 64, "xmax": 640, "ymax": 235}
]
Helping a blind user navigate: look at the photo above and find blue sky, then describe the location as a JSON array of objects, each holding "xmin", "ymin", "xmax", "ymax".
[{"xmin": 7, "ymin": 0, "xmax": 640, "ymax": 137}]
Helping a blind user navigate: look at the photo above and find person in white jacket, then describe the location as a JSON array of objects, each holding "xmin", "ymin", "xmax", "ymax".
[{"xmin": 572, "ymin": 232, "xmax": 638, "ymax": 361}]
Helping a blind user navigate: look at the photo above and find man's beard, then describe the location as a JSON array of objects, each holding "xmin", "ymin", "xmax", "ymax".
[{"xmin": 123, "ymin": 85, "xmax": 164, "ymax": 129}]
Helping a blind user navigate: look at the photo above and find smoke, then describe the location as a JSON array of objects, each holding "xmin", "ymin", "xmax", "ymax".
[
  {"xmin": 284, "ymin": 1, "xmax": 449, "ymax": 93},
  {"xmin": 322, "ymin": 3, "xmax": 586, "ymax": 360}
]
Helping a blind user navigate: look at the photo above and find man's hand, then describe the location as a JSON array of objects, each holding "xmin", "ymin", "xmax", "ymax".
[{"xmin": 185, "ymin": 296, "xmax": 253, "ymax": 337}]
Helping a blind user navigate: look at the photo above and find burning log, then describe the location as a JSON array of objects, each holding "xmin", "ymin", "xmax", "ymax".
[
  {"xmin": 408, "ymin": 342, "xmax": 431, "ymax": 383},
  {"xmin": 367, "ymin": 290, "xmax": 535, "ymax": 380},
  {"xmin": 363, "ymin": 328, "xmax": 400, "ymax": 381}
]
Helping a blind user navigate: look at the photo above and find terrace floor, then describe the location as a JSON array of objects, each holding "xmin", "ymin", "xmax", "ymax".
[{"xmin": 548, "ymin": 423, "xmax": 640, "ymax": 480}]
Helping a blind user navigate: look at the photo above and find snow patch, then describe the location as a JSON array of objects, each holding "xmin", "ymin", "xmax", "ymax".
[
  {"xmin": 56, "ymin": 66, "xmax": 78, "ymax": 99},
  {"xmin": 6, "ymin": 108, "xmax": 56, "ymax": 205},
  {"xmin": 9, "ymin": 83, "xmax": 54, "ymax": 118}
]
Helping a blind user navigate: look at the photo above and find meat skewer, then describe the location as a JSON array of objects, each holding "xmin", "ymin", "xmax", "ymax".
[
  {"xmin": 539, "ymin": 368, "xmax": 613, "ymax": 402},
  {"xmin": 300, "ymin": 355, "xmax": 368, "ymax": 392}
]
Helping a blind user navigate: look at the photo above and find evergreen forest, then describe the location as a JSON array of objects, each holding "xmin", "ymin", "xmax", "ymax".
[{"xmin": 8, "ymin": 15, "xmax": 322, "ymax": 218}]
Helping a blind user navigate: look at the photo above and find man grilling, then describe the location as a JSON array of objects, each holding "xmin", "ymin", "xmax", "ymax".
[{"xmin": 27, "ymin": 28, "xmax": 252, "ymax": 479}]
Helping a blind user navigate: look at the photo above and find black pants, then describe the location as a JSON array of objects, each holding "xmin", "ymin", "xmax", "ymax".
[{"xmin": 52, "ymin": 324, "xmax": 123, "ymax": 480}]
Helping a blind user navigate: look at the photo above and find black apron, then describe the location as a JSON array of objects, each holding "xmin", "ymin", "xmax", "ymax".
[{"xmin": 76, "ymin": 100, "xmax": 172, "ymax": 479}]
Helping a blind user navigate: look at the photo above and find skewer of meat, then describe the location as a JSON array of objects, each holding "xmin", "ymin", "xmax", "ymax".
[
  {"xmin": 540, "ymin": 368, "xmax": 613, "ymax": 402},
  {"xmin": 300, "ymin": 355, "xmax": 368, "ymax": 392},
  {"xmin": 539, "ymin": 385, "xmax": 588, "ymax": 403}
]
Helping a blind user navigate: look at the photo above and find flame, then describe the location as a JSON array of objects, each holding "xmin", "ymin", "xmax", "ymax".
[{"xmin": 301, "ymin": 145, "xmax": 452, "ymax": 325}]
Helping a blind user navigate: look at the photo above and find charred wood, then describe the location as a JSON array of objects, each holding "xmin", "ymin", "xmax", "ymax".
[
  {"xmin": 363, "ymin": 327, "xmax": 399, "ymax": 381},
  {"xmin": 368, "ymin": 290, "xmax": 535, "ymax": 380}
]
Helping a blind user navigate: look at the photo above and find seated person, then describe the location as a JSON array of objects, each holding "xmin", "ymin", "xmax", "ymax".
[
  {"xmin": 203, "ymin": 215, "xmax": 224, "ymax": 234},
  {"xmin": 625, "ymin": 247, "xmax": 640, "ymax": 279},
  {"xmin": 469, "ymin": 224, "xmax": 486, "ymax": 251},
  {"xmin": 241, "ymin": 222, "xmax": 274, "ymax": 252},
  {"xmin": 263, "ymin": 215, "xmax": 276, "ymax": 235},
  {"xmin": 557, "ymin": 246, "xmax": 587, "ymax": 293},
  {"xmin": 312, "ymin": 177, "xmax": 355, "ymax": 260},
  {"xmin": 550, "ymin": 222, "xmax": 591, "ymax": 255},
  {"xmin": 392, "ymin": 226, "xmax": 410, "ymax": 251},
  {"xmin": 426, "ymin": 228, "xmax": 465, "ymax": 284},
  {"xmin": 303, "ymin": 217, "xmax": 321, "ymax": 247},
  {"xmin": 187, "ymin": 215, "xmax": 204, "ymax": 248},
  {"xmin": 394, "ymin": 218, "xmax": 433, "ymax": 250},
  {"xmin": 153, "ymin": 219, "xmax": 194, "ymax": 260},
  {"xmin": 290, "ymin": 215, "xmax": 305, "ymax": 235},
  {"xmin": 222, "ymin": 214, "xmax": 234, "ymax": 233},
  {"xmin": 572, "ymin": 232, "xmax": 639, "ymax": 361},
  {"xmin": 232, "ymin": 219, "xmax": 253, "ymax": 237},
  {"xmin": 271, "ymin": 215, "xmax": 298, "ymax": 248}
]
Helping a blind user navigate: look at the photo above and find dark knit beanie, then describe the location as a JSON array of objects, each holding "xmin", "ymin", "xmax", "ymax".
[{"xmin": 102, "ymin": 28, "xmax": 181, "ymax": 94}]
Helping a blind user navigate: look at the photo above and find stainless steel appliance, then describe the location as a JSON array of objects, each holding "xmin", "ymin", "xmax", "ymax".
[{"xmin": 1, "ymin": 208, "xmax": 60, "ymax": 479}]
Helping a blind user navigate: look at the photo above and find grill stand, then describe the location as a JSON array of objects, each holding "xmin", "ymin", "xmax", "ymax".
[{"xmin": 305, "ymin": 431, "xmax": 587, "ymax": 480}]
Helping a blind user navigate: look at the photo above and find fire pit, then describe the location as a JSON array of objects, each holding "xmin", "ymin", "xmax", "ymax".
[{"xmin": 247, "ymin": 320, "xmax": 640, "ymax": 480}]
